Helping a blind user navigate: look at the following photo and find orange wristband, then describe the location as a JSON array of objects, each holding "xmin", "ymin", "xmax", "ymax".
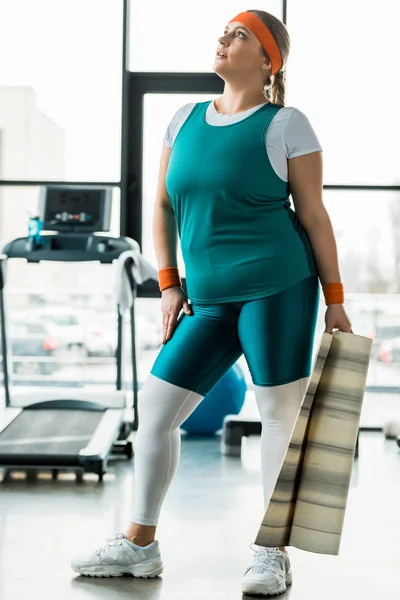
[
  {"xmin": 158, "ymin": 267, "xmax": 181, "ymax": 292},
  {"xmin": 322, "ymin": 282, "xmax": 344, "ymax": 306}
]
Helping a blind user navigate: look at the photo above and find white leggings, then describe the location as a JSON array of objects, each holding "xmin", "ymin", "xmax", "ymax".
[{"xmin": 132, "ymin": 373, "xmax": 308, "ymax": 526}]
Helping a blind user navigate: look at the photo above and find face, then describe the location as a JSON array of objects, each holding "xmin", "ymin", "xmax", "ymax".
[{"xmin": 213, "ymin": 21, "xmax": 271, "ymax": 77}]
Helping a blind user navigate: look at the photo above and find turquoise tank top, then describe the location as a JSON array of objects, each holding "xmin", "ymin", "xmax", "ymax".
[{"xmin": 166, "ymin": 101, "xmax": 317, "ymax": 303}]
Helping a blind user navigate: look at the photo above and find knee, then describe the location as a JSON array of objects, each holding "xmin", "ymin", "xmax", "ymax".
[
  {"xmin": 137, "ymin": 373, "xmax": 202, "ymax": 436},
  {"xmin": 255, "ymin": 379, "xmax": 305, "ymax": 423}
]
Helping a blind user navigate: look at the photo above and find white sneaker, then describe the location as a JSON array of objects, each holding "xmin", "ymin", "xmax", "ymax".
[
  {"xmin": 71, "ymin": 533, "xmax": 163, "ymax": 578},
  {"xmin": 242, "ymin": 546, "xmax": 292, "ymax": 596}
]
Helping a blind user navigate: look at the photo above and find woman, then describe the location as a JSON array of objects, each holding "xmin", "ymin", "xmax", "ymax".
[{"xmin": 72, "ymin": 9, "xmax": 352, "ymax": 596}]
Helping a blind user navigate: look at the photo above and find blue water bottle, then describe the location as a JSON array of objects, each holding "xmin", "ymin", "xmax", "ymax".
[{"xmin": 27, "ymin": 215, "xmax": 43, "ymax": 250}]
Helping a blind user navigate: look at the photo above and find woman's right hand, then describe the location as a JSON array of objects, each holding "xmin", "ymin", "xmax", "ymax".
[{"xmin": 161, "ymin": 286, "xmax": 193, "ymax": 344}]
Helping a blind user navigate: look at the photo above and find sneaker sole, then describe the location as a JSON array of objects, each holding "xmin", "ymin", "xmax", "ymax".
[
  {"xmin": 242, "ymin": 575, "xmax": 292, "ymax": 597},
  {"xmin": 72, "ymin": 562, "xmax": 163, "ymax": 579}
]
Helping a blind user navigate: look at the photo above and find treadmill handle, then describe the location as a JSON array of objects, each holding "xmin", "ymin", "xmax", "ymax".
[{"xmin": 0, "ymin": 254, "xmax": 12, "ymax": 408}]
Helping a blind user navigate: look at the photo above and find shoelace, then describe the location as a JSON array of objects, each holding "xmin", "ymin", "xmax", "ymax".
[
  {"xmin": 96, "ymin": 533, "xmax": 125, "ymax": 557},
  {"xmin": 249, "ymin": 545, "xmax": 282, "ymax": 576}
]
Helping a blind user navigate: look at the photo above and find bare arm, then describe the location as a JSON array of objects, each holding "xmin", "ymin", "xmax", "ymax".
[
  {"xmin": 288, "ymin": 151, "xmax": 341, "ymax": 286},
  {"xmin": 152, "ymin": 145, "xmax": 178, "ymax": 269},
  {"xmin": 288, "ymin": 151, "xmax": 352, "ymax": 333},
  {"xmin": 153, "ymin": 144, "xmax": 193, "ymax": 343}
]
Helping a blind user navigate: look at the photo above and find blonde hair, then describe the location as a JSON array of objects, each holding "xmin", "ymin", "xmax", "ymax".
[{"xmin": 247, "ymin": 9, "xmax": 290, "ymax": 106}]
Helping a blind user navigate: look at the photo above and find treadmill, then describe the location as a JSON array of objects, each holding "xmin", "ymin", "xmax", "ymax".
[{"xmin": 0, "ymin": 186, "xmax": 143, "ymax": 481}]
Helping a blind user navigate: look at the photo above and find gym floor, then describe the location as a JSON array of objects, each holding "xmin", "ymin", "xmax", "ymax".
[{"xmin": 0, "ymin": 430, "xmax": 399, "ymax": 600}]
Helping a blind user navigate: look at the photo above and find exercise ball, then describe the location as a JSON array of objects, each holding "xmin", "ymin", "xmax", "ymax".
[{"xmin": 182, "ymin": 363, "xmax": 247, "ymax": 436}]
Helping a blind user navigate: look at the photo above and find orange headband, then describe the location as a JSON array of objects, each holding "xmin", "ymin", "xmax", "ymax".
[{"xmin": 229, "ymin": 12, "xmax": 282, "ymax": 75}]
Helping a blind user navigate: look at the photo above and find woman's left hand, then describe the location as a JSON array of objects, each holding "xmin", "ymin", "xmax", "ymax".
[{"xmin": 325, "ymin": 304, "xmax": 353, "ymax": 334}]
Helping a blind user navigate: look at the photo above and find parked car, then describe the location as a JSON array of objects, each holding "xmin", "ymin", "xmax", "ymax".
[
  {"xmin": 370, "ymin": 324, "xmax": 400, "ymax": 360},
  {"xmin": 91, "ymin": 312, "xmax": 162, "ymax": 356},
  {"xmin": 29, "ymin": 307, "xmax": 162, "ymax": 358},
  {"xmin": 82, "ymin": 312, "xmax": 117, "ymax": 357},
  {"xmin": 8, "ymin": 317, "xmax": 64, "ymax": 375},
  {"xmin": 29, "ymin": 307, "xmax": 109, "ymax": 357},
  {"xmin": 379, "ymin": 337, "xmax": 400, "ymax": 364},
  {"xmin": 29, "ymin": 307, "xmax": 87, "ymax": 357}
]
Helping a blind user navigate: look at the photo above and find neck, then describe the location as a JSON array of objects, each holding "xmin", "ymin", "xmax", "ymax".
[{"xmin": 214, "ymin": 82, "xmax": 268, "ymax": 115}]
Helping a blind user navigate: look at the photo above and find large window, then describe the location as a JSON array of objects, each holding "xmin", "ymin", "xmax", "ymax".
[
  {"xmin": 0, "ymin": 0, "xmax": 126, "ymax": 397},
  {"xmin": 323, "ymin": 190, "xmax": 400, "ymax": 294},
  {"xmin": 129, "ymin": 1, "xmax": 282, "ymax": 72},
  {"xmin": 286, "ymin": 0, "xmax": 400, "ymax": 185},
  {"xmin": 0, "ymin": 0, "xmax": 123, "ymax": 182}
]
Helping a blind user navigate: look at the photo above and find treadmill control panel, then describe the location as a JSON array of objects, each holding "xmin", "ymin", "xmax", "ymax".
[{"xmin": 39, "ymin": 186, "xmax": 112, "ymax": 233}]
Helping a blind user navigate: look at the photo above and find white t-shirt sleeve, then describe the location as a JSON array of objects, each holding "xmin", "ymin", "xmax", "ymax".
[
  {"xmin": 265, "ymin": 107, "xmax": 322, "ymax": 180},
  {"xmin": 283, "ymin": 108, "xmax": 322, "ymax": 158},
  {"xmin": 163, "ymin": 103, "xmax": 196, "ymax": 148}
]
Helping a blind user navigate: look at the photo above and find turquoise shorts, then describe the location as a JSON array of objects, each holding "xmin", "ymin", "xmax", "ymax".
[{"xmin": 151, "ymin": 276, "xmax": 320, "ymax": 396}]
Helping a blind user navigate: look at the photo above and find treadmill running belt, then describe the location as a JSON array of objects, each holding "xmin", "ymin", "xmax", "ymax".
[{"xmin": 0, "ymin": 409, "xmax": 104, "ymax": 455}]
